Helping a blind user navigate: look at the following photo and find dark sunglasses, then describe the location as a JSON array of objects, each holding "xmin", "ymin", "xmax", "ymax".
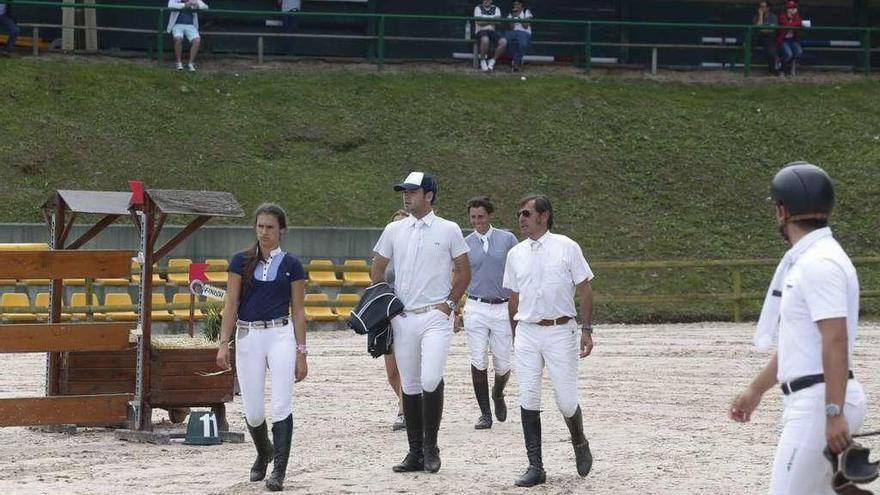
[{"xmin": 516, "ymin": 209, "xmax": 533, "ymax": 218}]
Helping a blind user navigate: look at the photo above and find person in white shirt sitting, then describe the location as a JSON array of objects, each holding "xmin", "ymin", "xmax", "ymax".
[
  {"xmin": 500, "ymin": 0, "xmax": 533, "ymax": 72},
  {"xmin": 167, "ymin": 0, "xmax": 208, "ymax": 71},
  {"xmin": 472, "ymin": 0, "xmax": 507, "ymax": 72}
]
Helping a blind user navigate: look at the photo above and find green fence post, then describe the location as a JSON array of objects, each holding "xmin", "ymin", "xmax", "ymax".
[
  {"xmin": 863, "ymin": 29, "xmax": 872, "ymax": 76},
  {"xmin": 156, "ymin": 8, "xmax": 165, "ymax": 66},
  {"xmin": 85, "ymin": 278, "xmax": 94, "ymax": 321},
  {"xmin": 377, "ymin": 15, "xmax": 385, "ymax": 70},
  {"xmin": 732, "ymin": 269, "xmax": 743, "ymax": 322},
  {"xmin": 584, "ymin": 22, "xmax": 592, "ymax": 74},
  {"xmin": 743, "ymin": 26, "xmax": 752, "ymax": 78}
]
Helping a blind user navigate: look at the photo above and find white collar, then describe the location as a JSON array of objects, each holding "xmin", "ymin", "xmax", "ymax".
[
  {"xmin": 263, "ymin": 246, "xmax": 283, "ymax": 262},
  {"xmin": 474, "ymin": 225, "xmax": 495, "ymax": 241},
  {"xmin": 408, "ymin": 210, "xmax": 436, "ymax": 228},
  {"xmin": 530, "ymin": 231, "xmax": 551, "ymax": 246}
]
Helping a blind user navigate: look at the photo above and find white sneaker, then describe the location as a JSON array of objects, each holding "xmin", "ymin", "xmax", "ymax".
[
  {"xmin": 480, "ymin": 59, "xmax": 488, "ymax": 72},
  {"xmin": 175, "ymin": 62, "xmax": 184, "ymax": 70},
  {"xmin": 186, "ymin": 63, "xmax": 196, "ymax": 72},
  {"xmin": 487, "ymin": 58, "xmax": 496, "ymax": 71}
]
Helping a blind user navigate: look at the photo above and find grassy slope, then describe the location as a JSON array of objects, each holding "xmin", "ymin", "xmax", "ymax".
[{"xmin": 1, "ymin": 58, "xmax": 879, "ymax": 320}]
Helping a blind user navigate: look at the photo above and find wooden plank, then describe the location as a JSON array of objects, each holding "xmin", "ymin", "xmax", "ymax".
[
  {"xmin": 0, "ymin": 250, "xmax": 135, "ymax": 280},
  {"xmin": 66, "ymin": 382, "xmax": 134, "ymax": 395},
  {"xmin": 152, "ymin": 349, "xmax": 218, "ymax": 363},
  {"xmin": 0, "ymin": 323, "xmax": 133, "ymax": 353},
  {"xmin": 151, "ymin": 390, "xmax": 233, "ymax": 406},
  {"xmin": 67, "ymin": 368, "xmax": 136, "ymax": 383},
  {"xmin": 67, "ymin": 351, "xmax": 136, "ymax": 368},
  {"xmin": 0, "ymin": 394, "xmax": 131, "ymax": 427},
  {"xmin": 153, "ymin": 375, "xmax": 232, "ymax": 391},
  {"xmin": 158, "ymin": 361, "xmax": 226, "ymax": 376}
]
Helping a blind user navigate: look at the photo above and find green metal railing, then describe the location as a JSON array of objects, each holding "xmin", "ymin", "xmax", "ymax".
[{"xmin": 8, "ymin": 0, "xmax": 877, "ymax": 76}]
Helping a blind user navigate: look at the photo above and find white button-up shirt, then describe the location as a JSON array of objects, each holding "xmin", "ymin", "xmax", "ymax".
[
  {"xmin": 777, "ymin": 230, "xmax": 859, "ymax": 382},
  {"xmin": 503, "ymin": 231, "xmax": 593, "ymax": 323},
  {"xmin": 374, "ymin": 210, "xmax": 470, "ymax": 310}
]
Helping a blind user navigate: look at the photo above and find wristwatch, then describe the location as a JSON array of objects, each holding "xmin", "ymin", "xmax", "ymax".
[
  {"xmin": 581, "ymin": 324, "xmax": 593, "ymax": 333},
  {"xmin": 825, "ymin": 403, "xmax": 842, "ymax": 417},
  {"xmin": 445, "ymin": 299, "xmax": 459, "ymax": 312}
]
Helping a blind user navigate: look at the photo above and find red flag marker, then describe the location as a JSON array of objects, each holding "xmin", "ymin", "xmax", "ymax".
[
  {"xmin": 128, "ymin": 180, "xmax": 145, "ymax": 205},
  {"xmin": 189, "ymin": 263, "xmax": 209, "ymax": 283}
]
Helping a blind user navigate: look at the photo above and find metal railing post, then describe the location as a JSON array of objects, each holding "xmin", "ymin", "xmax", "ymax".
[
  {"xmin": 743, "ymin": 26, "xmax": 752, "ymax": 78},
  {"xmin": 377, "ymin": 15, "xmax": 385, "ymax": 70},
  {"xmin": 732, "ymin": 269, "xmax": 743, "ymax": 322},
  {"xmin": 863, "ymin": 28, "xmax": 872, "ymax": 76},
  {"xmin": 156, "ymin": 8, "xmax": 164, "ymax": 65},
  {"xmin": 584, "ymin": 22, "xmax": 592, "ymax": 74},
  {"xmin": 32, "ymin": 26, "xmax": 40, "ymax": 56}
]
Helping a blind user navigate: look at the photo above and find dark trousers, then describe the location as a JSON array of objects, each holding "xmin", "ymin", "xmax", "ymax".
[
  {"xmin": 503, "ymin": 30, "xmax": 531, "ymax": 65},
  {"xmin": 282, "ymin": 10, "xmax": 298, "ymax": 55},
  {"xmin": 0, "ymin": 14, "xmax": 18, "ymax": 52},
  {"xmin": 757, "ymin": 32, "xmax": 779, "ymax": 74}
]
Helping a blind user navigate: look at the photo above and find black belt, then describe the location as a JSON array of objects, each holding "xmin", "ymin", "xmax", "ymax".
[
  {"xmin": 467, "ymin": 295, "xmax": 509, "ymax": 305},
  {"xmin": 781, "ymin": 370, "xmax": 854, "ymax": 395}
]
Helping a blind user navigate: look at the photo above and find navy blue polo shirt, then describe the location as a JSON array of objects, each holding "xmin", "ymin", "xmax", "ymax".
[{"xmin": 229, "ymin": 247, "xmax": 306, "ymax": 322}]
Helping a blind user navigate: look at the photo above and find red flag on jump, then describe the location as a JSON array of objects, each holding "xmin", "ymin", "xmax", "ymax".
[
  {"xmin": 189, "ymin": 263, "xmax": 209, "ymax": 283},
  {"xmin": 128, "ymin": 180, "xmax": 145, "ymax": 206}
]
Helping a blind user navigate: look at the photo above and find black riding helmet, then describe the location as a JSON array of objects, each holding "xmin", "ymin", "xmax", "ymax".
[{"xmin": 770, "ymin": 161, "xmax": 834, "ymax": 221}]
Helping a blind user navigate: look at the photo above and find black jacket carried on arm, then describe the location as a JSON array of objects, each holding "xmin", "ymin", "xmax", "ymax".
[{"xmin": 347, "ymin": 282, "xmax": 405, "ymax": 358}]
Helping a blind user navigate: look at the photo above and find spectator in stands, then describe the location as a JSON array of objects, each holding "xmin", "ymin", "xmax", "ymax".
[
  {"xmin": 473, "ymin": 0, "xmax": 506, "ymax": 72},
  {"xmin": 501, "ymin": 0, "xmax": 533, "ymax": 72},
  {"xmin": 167, "ymin": 0, "xmax": 209, "ymax": 71},
  {"xmin": 0, "ymin": 1, "xmax": 19, "ymax": 56},
  {"xmin": 777, "ymin": 0, "xmax": 804, "ymax": 75},
  {"xmin": 753, "ymin": 1, "xmax": 780, "ymax": 76},
  {"xmin": 278, "ymin": 0, "xmax": 300, "ymax": 55}
]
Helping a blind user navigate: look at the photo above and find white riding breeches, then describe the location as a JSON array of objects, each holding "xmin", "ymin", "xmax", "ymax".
[
  {"xmin": 463, "ymin": 299, "xmax": 512, "ymax": 374},
  {"xmin": 391, "ymin": 308, "xmax": 453, "ymax": 395},
  {"xmin": 769, "ymin": 380, "xmax": 867, "ymax": 495},
  {"xmin": 515, "ymin": 320, "xmax": 580, "ymax": 418},
  {"xmin": 235, "ymin": 321, "xmax": 297, "ymax": 427}
]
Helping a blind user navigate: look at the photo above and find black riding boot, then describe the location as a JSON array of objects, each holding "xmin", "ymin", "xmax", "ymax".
[
  {"xmin": 393, "ymin": 393, "xmax": 424, "ymax": 472},
  {"xmin": 422, "ymin": 380, "xmax": 445, "ymax": 473},
  {"xmin": 266, "ymin": 414, "xmax": 293, "ymax": 491},
  {"xmin": 564, "ymin": 405, "xmax": 593, "ymax": 477},
  {"xmin": 471, "ymin": 366, "xmax": 492, "ymax": 429},
  {"xmin": 247, "ymin": 421, "xmax": 274, "ymax": 482},
  {"xmin": 492, "ymin": 371, "xmax": 510, "ymax": 422},
  {"xmin": 515, "ymin": 408, "xmax": 546, "ymax": 487}
]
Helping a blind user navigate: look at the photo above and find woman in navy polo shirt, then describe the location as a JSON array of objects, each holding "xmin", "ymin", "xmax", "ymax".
[{"xmin": 216, "ymin": 203, "xmax": 308, "ymax": 492}]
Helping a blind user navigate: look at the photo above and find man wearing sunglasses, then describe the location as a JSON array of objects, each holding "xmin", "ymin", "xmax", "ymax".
[{"xmin": 502, "ymin": 194, "xmax": 595, "ymax": 487}]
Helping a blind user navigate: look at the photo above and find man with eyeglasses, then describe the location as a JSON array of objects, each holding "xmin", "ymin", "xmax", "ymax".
[{"xmin": 502, "ymin": 194, "xmax": 595, "ymax": 487}]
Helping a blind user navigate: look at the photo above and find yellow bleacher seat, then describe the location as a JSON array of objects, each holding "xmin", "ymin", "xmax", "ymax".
[
  {"xmin": 0, "ymin": 34, "xmax": 51, "ymax": 50},
  {"xmin": 63, "ymin": 279, "xmax": 87, "ymax": 286},
  {"xmin": 131, "ymin": 261, "xmax": 163, "ymax": 285},
  {"xmin": 304, "ymin": 293, "xmax": 337, "ymax": 321},
  {"xmin": 0, "ymin": 243, "xmax": 50, "ymax": 251},
  {"xmin": 96, "ymin": 276, "xmax": 131, "ymax": 286},
  {"xmin": 342, "ymin": 259, "xmax": 372, "ymax": 287},
  {"xmin": 1, "ymin": 292, "xmax": 38, "ymax": 322},
  {"xmin": 104, "ymin": 293, "xmax": 139, "ymax": 322},
  {"xmin": 172, "ymin": 293, "xmax": 204, "ymax": 321},
  {"xmin": 33, "ymin": 292, "xmax": 72, "ymax": 321},
  {"xmin": 166, "ymin": 258, "xmax": 193, "ymax": 285},
  {"xmin": 334, "ymin": 293, "xmax": 360, "ymax": 321},
  {"xmin": 0, "ymin": 279, "xmax": 16, "ymax": 286},
  {"xmin": 205, "ymin": 259, "xmax": 229, "ymax": 285},
  {"xmin": 150, "ymin": 293, "xmax": 174, "ymax": 321},
  {"xmin": 307, "ymin": 259, "xmax": 343, "ymax": 287},
  {"xmin": 68, "ymin": 292, "xmax": 105, "ymax": 321},
  {"xmin": 21, "ymin": 279, "xmax": 50, "ymax": 286}
]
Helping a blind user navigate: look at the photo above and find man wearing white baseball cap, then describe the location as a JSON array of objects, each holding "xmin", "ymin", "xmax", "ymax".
[{"xmin": 371, "ymin": 171, "xmax": 471, "ymax": 474}]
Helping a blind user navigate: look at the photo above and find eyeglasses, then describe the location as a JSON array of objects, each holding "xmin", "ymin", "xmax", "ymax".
[{"xmin": 516, "ymin": 210, "xmax": 533, "ymax": 218}]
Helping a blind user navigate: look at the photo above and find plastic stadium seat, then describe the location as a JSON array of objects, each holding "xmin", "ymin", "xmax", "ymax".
[
  {"xmin": 307, "ymin": 259, "xmax": 343, "ymax": 287},
  {"xmin": 68, "ymin": 292, "xmax": 105, "ymax": 321},
  {"xmin": 150, "ymin": 293, "xmax": 174, "ymax": 322},
  {"xmin": 334, "ymin": 293, "xmax": 360, "ymax": 321},
  {"xmin": 96, "ymin": 276, "xmax": 131, "ymax": 286},
  {"xmin": 304, "ymin": 293, "xmax": 337, "ymax": 321},
  {"xmin": 1, "ymin": 292, "xmax": 38, "ymax": 322},
  {"xmin": 342, "ymin": 259, "xmax": 372, "ymax": 287},
  {"xmin": 172, "ymin": 293, "xmax": 204, "ymax": 321},
  {"xmin": 63, "ymin": 279, "xmax": 87, "ymax": 286},
  {"xmin": 21, "ymin": 278, "xmax": 50, "ymax": 286},
  {"xmin": 104, "ymin": 293, "xmax": 139, "ymax": 322},
  {"xmin": 166, "ymin": 258, "xmax": 193, "ymax": 285},
  {"xmin": 131, "ymin": 261, "xmax": 163, "ymax": 285},
  {"xmin": 0, "ymin": 242, "xmax": 49, "ymax": 251},
  {"xmin": 205, "ymin": 259, "xmax": 229, "ymax": 285}
]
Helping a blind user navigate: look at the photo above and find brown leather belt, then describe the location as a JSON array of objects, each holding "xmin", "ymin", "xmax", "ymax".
[{"xmin": 537, "ymin": 316, "xmax": 572, "ymax": 326}]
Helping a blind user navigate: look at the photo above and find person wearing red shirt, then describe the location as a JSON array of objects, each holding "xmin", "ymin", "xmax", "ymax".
[{"xmin": 777, "ymin": 1, "xmax": 804, "ymax": 75}]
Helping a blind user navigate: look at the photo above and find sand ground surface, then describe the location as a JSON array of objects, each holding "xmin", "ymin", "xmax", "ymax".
[{"xmin": 2, "ymin": 322, "xmax": 879, "ymax": 495}]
